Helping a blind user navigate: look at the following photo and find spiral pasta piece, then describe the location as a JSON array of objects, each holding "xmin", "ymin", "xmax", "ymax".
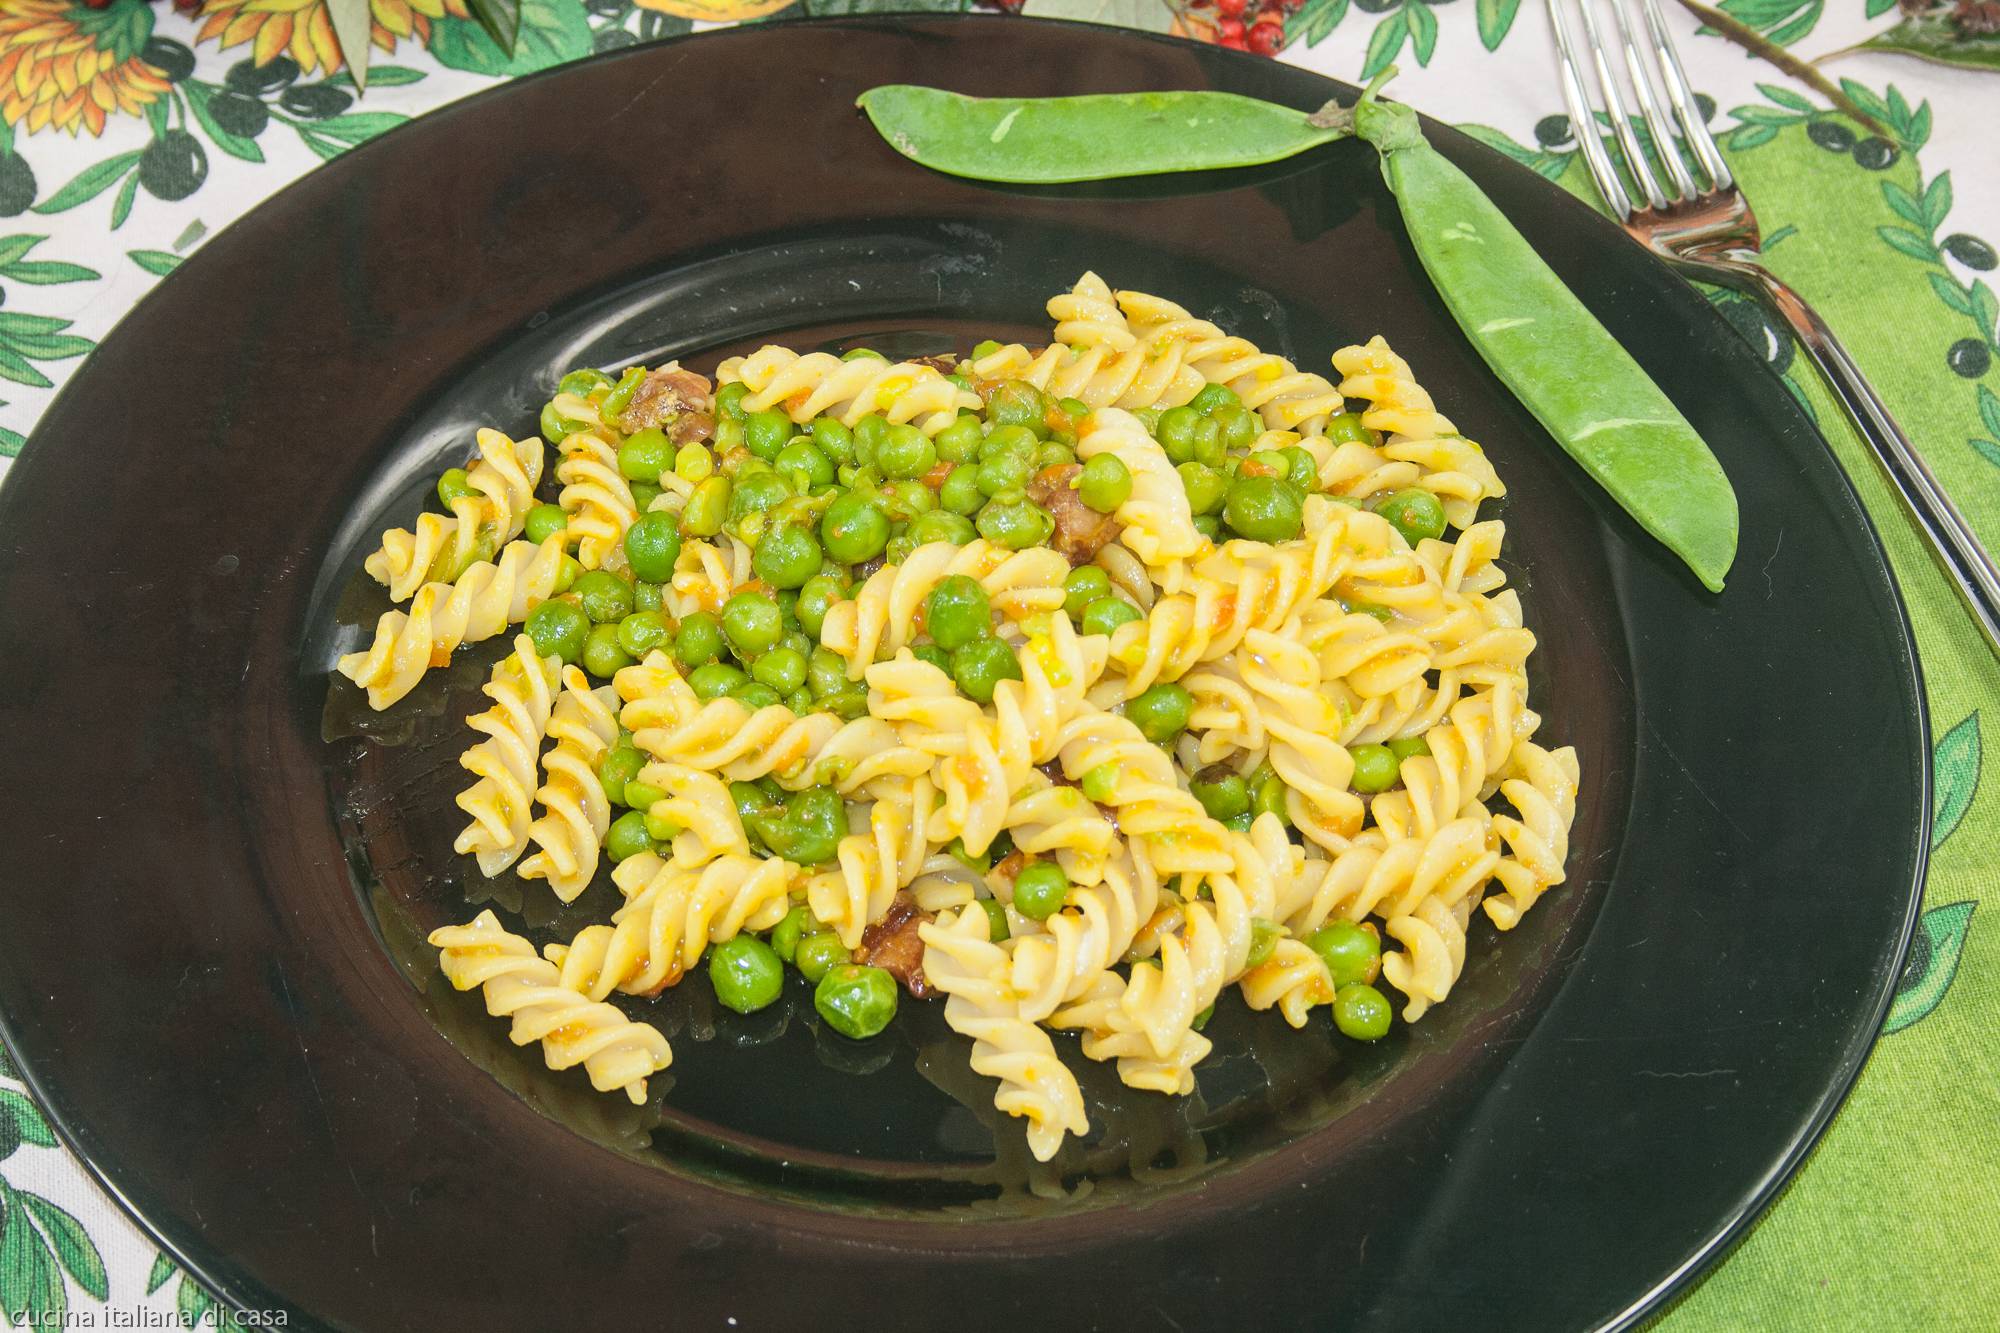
[
  {"xmin": 366, "ymin": 430, "xmax": 547, "ymax": 603},
  {"xmin": 806, "ymin": 774, "xmax": 941, "ymax": 949},
  {"xmin": 919, "ymin": 906, "xmax": 1090, "ymax": 1162},
  {"xmin": 1331, "ymin": 336, "xmax": 1505, "ymax": 528},
  {"xmin": 431, "ymin": 911, "xmax": 671, "ymax": 1103},
  {"xmin": 337, "ymin": 533, "xmax": 567, "ymax": 710},
  {"xmin": 639, "ymin": 761, "xmax": 750, "ymax": 868},
  {"xmin": 547, "ymin": 853, "xmax": 800, "ymax": 998},
  {"xmin": 452, "ymin": 635, "xmax": 562, "ymax": 877},
  {"xmin": 631, "ymin": 698, "xmax": 844, "ymax": 786},
  {"xmin": 556, "ymin": 428, "xmax": 637, "ymax": 572},
  {"xmin": 819, "ymin": 540, "xmax": 1072, "ymax": 680},
  {"xmin": 1077, "ymin": 407, "xmax": 1204, "ymax": 574},
  {"xmin": 516, "ymin": 668, "xmax": 618, "ymax": 901},
  {"xmin": 1008, "ymin": 842, "xmax": 1160, "ymax": 1024},
  {"xmin": 964, "ymin": 273, "xmax": 1206, "ymax": 411},
  {"xmin": 1119, "ymin": 288, "xmax": 1343, "ymax": 435},
  {"xmin": 1370, "ymin": 679, "xmax": 1531, "ymax": 842},
  {"xmin": 717, "ymin": 346, "xmax": 981, "ymax": 438},
  {"xmin": 665, "ymin": 537, "xmax": 754, "ymax": 619},
  {"xmin": 1483, "ymin": 741, "xmax": 1581, "ymax": 930},
  {"xmin": 1055, "ymin": 703, "xmax": 1232, "ymax": 881}
]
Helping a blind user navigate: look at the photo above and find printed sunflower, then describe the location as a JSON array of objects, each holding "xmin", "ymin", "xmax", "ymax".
[
  {"xmin": 194, "ymin": 0, "xmax": 468, "ymax": 75},
  {"xmin": 0, "ymin": 1, "xmax": 173, "ymax": 137}
]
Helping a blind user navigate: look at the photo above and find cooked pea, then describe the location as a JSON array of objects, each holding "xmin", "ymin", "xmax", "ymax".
[
  {"xmin": 770, "ymin": 905, "xmax": 814, "ymax": 963},
  {"xmin": 572, "ymin": 570, "xmax": 635, "ymax": 624},
  {"xmin": 883, "ymin": 479, "xmax": 935, "ymax": 521},
  {"xmin": 1080, "ymin": 762, "xmax": 1120, "ymax": 803},
  {"xmin": 753, "ymin": 522, "xmax": 824, "ymax": 590},
  {"xmin": 1333, "ymin": 982, "xmax": 1392, "ymax": 1040},
  {"xmin": 807, "ymin": 646, "xmax": 849, "ymax": 697},
  {"xmin": 539, "ymin": 401, "xmax": 584, "ymax": 442},
  {"xmin": 630, "ymin": 482, "xmax": 663, "ymax": 512},
  {"xmin": 1191, "ymin": 382, "xmax": 1240, "ymax": 414},
  {"xmin": 909, "ymin": 510, "xmax": 976, "ymax": 546},
  {"xmin": 689, "ymin": 662, "xmax": 747, "ymax": 700},
  {"xmin": 522, "ymin": 502, "xmax": 568, "ymax": 545},
  {"xmin": 763, "ymin": 786, "xmax": 843, "ymax": 866},
  {"xmin": 675, "ymin": 611, "xmax": 723, "ymax": 668},
  {"xmin": 1156, "ymin": 405, "xmax": 1201, "ymax": 463},
  {"xmin": 1244, "ymin": 449, "xmax": 1291, "ymax": 479},
  {"xmin": 596, "ymin": 745, "xmax": 644, "ymax": 806},
  {"xmin": 1012, "ymin": 860, "xmax": 1069, "ymax": 921},
  {"xmin": 1309, "ymin": 921, "xmax": 1382, "ymax": 988},
  {"xmin": 1224, "ymin": 474, "xmax": 1304, "ymax": 543},
  {"xmin": 1077, "ymin": 453, "xmax": 1132, "ymax": 512},
  {"xmin": 1177, "ymin": 461, "xmax": 1228, "ymax": 516},
  {"xmin": 1373, "ymin": 488, "xmax": 1448, "ymax": 546},
  {"xmin": 709, "ymin": 935, "xmax": 784, "ymax": 1014},
  {"xmin": 604, "ymin": 810, "xmax": 653, "ymax": 863},
  {"xmin": 842, "ymin": 347, "xmax": 886, "ymax": 362},
  {"xmin": 1063, "ymin": 565, "xmax": 1111, "ymax": 617},
  {"xmin": 939, "ymin": 464, "xmax": 985, "ymax": 515},
  {"xmin": 1192, "ymin": 514, "xmax": 1223, "ymax": 542},
  {"xmin": 975, "ymin": 449, "xmax": 1034, "ymax": 499},
  {"xmin": 885, "ymin": 534, "xmax": 917, "ymax": 566},
  {"xmin": 1349, "ymin": 743, "xmax": 1399, "ymax": 794},
  {"xmin": 712, "ymin": 416, "xmax": 746, "ymax": 453},
  {"xmin": 816, "ymin": 963, "xmax": 899, "ymax": 1039},
  {"xmin": 727, "ymin": 471, "xmax": 793, "ymax": 539},
  {"xmin": 559, "ymin": 367, "xmax": 613, "ymax": 399},
  {"xmin": 1251, "ymin": 771, "xmax": 1289, "ymax": 824},
  {"xmin": 1325, "ymin": 410, "xmax": 1372, "ymax": 445},
  {"xmin": 877, "ymin": 424, "xmax": 937, "ymax": 480},
  {"xmin": 715, "ymin": 381, "xmax": 752, "ymax": 421},
  {"xmin": 622, "ymin": 779, "xmax": 667, "ymax": 813},
  {"xmin": 623, "ymin": 511, "xmax": 683, "ymax": 583},
  {"xmin": 730, "ymin": 680, "xmax": 783, "ymax": 709},
  {"xmin": 821, "ymin": 490, "xmax": 891, "ymax": 564},
  {"xmin": 525, "ymin": 599, "xmax": 589, "ymax": 663},
  {"xmin": 796, "ymin": 575, "xmax": 844, "ymax": 639},
  {"xmin": 1126, "ymin": 682, "xmax": 1193, "ymax": 743},
  {"xmin": 1035, "ymin": 441, "xmax": 1077, "ymax": 471},
  {"xmin": 633, "ymin": 580, "xmax": 663, "ymax": 613},
  {"xmin": 1190, "ymin": 765, "xmax": 1250, "ymax": 820},
  {"xmin": 976, "ymin": 497, "xmax": 1052, "ymax": 550},
  {"xmin": 616, "ymin": 611, "xmax": 670, "ymax": 658},
  {"xmin": 751, "ymin": 646, "xmax": 808, "ymax": 695},
  {"xmin": 1387, "ymin": 735, "xmax": 1431, "ymax": 762},
  {"xmin": 1348, "ymin": 602, "xmax": 1395, "ymax": 622},
  {"xmin": 1213, "ymin": 402, "xmax": 1259, "ymax": 451},
  {"xmin": 912, "ymin": 644, "xmax": 953, "ymax": 675},
  {"xmin": 805, "ymin": 417, "xmax": 854, "ymax": 466},
  {"xmin": 852, "ymin": 413, "xmax": 890, "ymax": 467},
  {"xmin": 672, "ymin": 443, "xmax": 713, "ymax": 485},
  {"xmin": 775, "ymin": 439, "xmax": 835, "ymax": 491},
  {"xmin": 985, "ymin": 381, "xmax": 1047, "ymax": 435},
  {"xmin": 925, "ymin": 574, "xmax": 991, "ymax": 651},
  {"xmin": 795, "ymin": 933, "xmax": 850, "ymax": 985},
  {"xmin": 980, "ymin": 424, "xmax": 1039, "ymax": 462},
  {"xmin": 582, "ymin": 623, "xmax": 633, "ymax": 678},
  {"xmin": 436, "ymin": 467, "xmax": 477, "ymax": 509},
  {"xmin": 935, "ymin": 414, "xmax": 983, "ymax": 463},
  {"xmin": 1080, "ymin": 596, "xmax": 1141, "ymax": 637},
  {"xmin": 683, "ymin": 475, "xmax": 730, "ymax": 537},
  {"xmin": 978, "ymin": 898, "xmax": 1010, "ymax": 942},
  {"xmin": 618, "ymin": 427, "xmax": 674, "ymax": 482},
  {"xmin": 744, "ymin": 408, "xmax": 794, "ymax": 461},
  {"xmin": 601, "ymin": 366, "xmax": 646, "ymax": 420},
  {"xmin": 824, "ymin": 685, "xmax": 869, "ymax": 720},
  {"xmin": 1131, "ymin": 405, "xmax": 1164, "ymax": 434},
  {"xmin": 730, "ymin": 780, "xmax": 776, "ymax": 824},
  {"xmin": 951, "ymin": 636, "xmax": 1022, "ymax": 703},
  {"xmin": 722, "ymin": 591, "xmax": 783, "ymax": 657},
  {"xmin": 643, "ymin": 809, "xmax": 684, "ymax": 841}
]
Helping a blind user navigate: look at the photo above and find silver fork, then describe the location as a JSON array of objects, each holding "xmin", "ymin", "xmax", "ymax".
[{"xmin": 1547, "ymin": 0, "xmax": 2000, "ymax": 655}]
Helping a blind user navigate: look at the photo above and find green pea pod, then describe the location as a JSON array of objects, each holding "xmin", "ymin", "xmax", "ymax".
[
  {"xmin": 855, "ymin": 85, "xmax": 1347, "ymax": 184},
  {"xmin": 1347, "ymin": 92, "xmax": 1737, "ymax": 591}
]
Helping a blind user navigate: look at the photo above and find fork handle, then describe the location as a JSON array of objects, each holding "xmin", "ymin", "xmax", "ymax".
[{"xmin": 1700, "ymin": 256, "xmax": 2000, "ymax": 658}]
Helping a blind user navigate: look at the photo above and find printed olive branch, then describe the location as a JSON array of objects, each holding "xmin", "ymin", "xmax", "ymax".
[
  {"xmin": 0, "ymin": 1088, "xmax": 108, "ymax": 1326},
  {"xmin": 1671, "ymin": 0, "xmax": 1891, "ymax": 138}
]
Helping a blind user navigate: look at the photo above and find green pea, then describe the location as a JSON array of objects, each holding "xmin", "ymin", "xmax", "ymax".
[
  {"xmin": 1348, "ymin": 602, "xmax": 1395, "ymax": 623},
  {"xmin": 539, "ymin": 401, "xmax": 584, "ymax": 442},
  {"xmin": 908, "ymin": 510, "xmax": 977, "ymax": 547},
  {"xmin": 731, "ymin": 780, "xmax": 776, "ymax": 824},
  {"xmin": 978, "ymin": 898, "xmax": 1010, "ymax": 942},
  {"xmin": 770, "ymin": 905, "xmax": 814, "ymax": 963},
  {"xmin": 1076, "ymin": 453, "xmax": 1132, "ymax": 512},
  {"xmin": 876, "ymin": 424, "xmax": 937, "ymax": 480},
  {"xmin": 1325, "ymin": 410, "xmax": 1372, "ymax": 445},
  {"xmin": 629, "ymin": 482, "xmax": 663, "ymax": 512},
  {"xmin": 559, "ymin": 367, "xmax": 613, "ymax": 399},
  {"xmin": 730, "ymin": 680, "xmax": 783, "ymax": 710},
  {"xmin": 1279, "ymin": 446, "xmax": 1319, "ymax": 491},
  {"xmin": 525, "ymin": 599, "xmax": 589, "ymax": 663},
  {"xmin": 1192, "ymin": 514, "xmax": 1223, "ymax": 542},
  {"xmin": 1224, "ymin": 475, "xmax": 1305, "ymax": 543},
  {"xmin": 1193, "ymin": 1002, "xmax": 1215, "ymax": 1031},
  {"xmin": 980, "ymin": 424, "xmax": 1039, "ymax": 462},
  {"xmin": 1063, "ymin": 565, "xmax": 1112, "ymax": 618},
  {"xmin": 794, "ymin": 933, "xmax": 850, "ymax": 985},
  {"xmin": 1244, "ymin": 449, "xmax": 1291, "ymax": 479},
  {"xmin": 617, "ymin": 427, "xmax": 674, "ymax": 482},
  {"xmin": 433, "ymin": 468, "xmax": 477, "ymax": 511},
  {"xmin": 713, "ymin": 417, "xmax": 746, "ymax": 453},
  {"xmin": 976, "ymin": 497, "xmax": 1052, "ymax": 550},
  {"xmin": 1131, "ymin": 406, "xmax": 1164, "ymax": 434},
  {"xmin": 1192, "ymin": 424, "xmax": 1230, "ymax": 471},
  {"xmin": 775, "ymin": 439, "xmax": 836, "ymax": 491},
  {"xmin": 1349, "ymin": 743, "xmax": 1399, "ymax": 794},
  {"xmin": 1387, "ymin": 735, "xmax": 1432, "ymax": 762},
  {"xmin": 582, "ymin": 623, "xmax": 633, "ymax": 678},
  {"xmin": 820, "ymin": 490, "xmax": 891, "ymax": 564},
  {"xmin": 674, "ymin": 611, "xmax": 723, "ymax": 669},
  {"xmin": 1308, "ymin": 920, "xmax": 1382, "ymax": 988},
  {"xmin": 633, "ymin": 580, "xmax": 663, "ymax": 613},
  {"xmin": 753, "ymin": 522, "xmax": 824, "ymax": 590},
  {"xmin": 1333, "ymin": 982, "xmax": 1392, "ymax": 1041},
  {"xmin": 623, "ymin": 511, "xmax": 683, "ymax": 583},
  {"xmin": 912, "ymin": 644, "xmax": 953, "ymax": 675},
  {"xmin": 600, "ymin": 366, "xmax": 646, "ymax": 420},
  {"xmin": 671, "ymin": 443, "xmax": 712, "ymax": 485},
  {"xmin": 1126, "ymin": 682, "xmax": 1193, "ymax": 743},
  {"xmin": 951, "ymin": 636, "xmax": 1022, "ymax": 703},
  {"xmin": 1213, "ymin": 402, "xmax": 1259, "ymax": 451},
  {"xmin": 796, "ymin": 575, "xmax": 844, "ymax": 639},
  {"xmin": 1036, "ymin": 442, "xmax": 1078, "ymax": 472},
  {"xmin": 570, "ymin": 570, "xmax": 634, "ymax": 625},
  {"xmin": 596, "ymin": 745, "xmax": 644, "ymax": 806},
  {"xmin": 522, "ymin": 502, "xmax": 568, "ymax": 545},
  {"xmin": 852, "ymin": 414, "xmax": 890, "ymax": 467},
  {"xmin": 1251, "ymin": 772, "xmax": 1290, "ymax": 824},
  {"xmin": 925, "ymin": 575, "xmax": 991, "ymax": 652},
  {"xmin": 764, "ymin": 787, "xmax": 843, "ymax": 866},
  {"xmin": 807, "ymin": 646, "xmax": 850, "ymax": 698},
  {"xmin": 751, "ymin": 646, "xmax": 808, "ymax": 696},
  {"xmin": 985, "ymin": 381, "xmax": 1047, "ymax": 435},
  {"xmin": 744, "ymin": 408, "xmax": 795, "ymax": 462},
  {"xmin": 689, "ymin": 662, "xmax": 747, "ymax": 700},
  {"xmin": 604, "ymin": 810, "xmax": 653, "ymax": 863},
  {"xmin": 1079, "ymin": 762, "xmax": 1120, "ymax": 803},
  {"xmin": 885, "ymin": 534, "xmax": 917, "ymax": 566},
  {"xmin": 1080, "ymin": 596, "xmax": 1141, "ymax": 637},
  {"xmin": 970, "ymin": 339, "xmax": 1003, "ymax": 359},
  {"xmin": 1012, "ymin": 860, "xmax": 1070, "ymax": 921},
  {"xmin": 1157, "ymin": 405, "xmax": 1201, "ymax": 463},
  {"xmin": 816, "ymin": 964, "xmax": 899, "ymax": 1039},
  {"xmin": 683, "ymin": 475, "xmax": 730, "ymax": 537},
  {"xmin": 616, "ymin": 610, "xmax": 671, "ymax": 658},
  {"xmin": 975, "ymin": 449, "xmax": 1034, "ymax": 499},
  {"xmin": 786, "ymin": 686, "xmax": 815, "ymax": 713},
  {"xmin": 1177, "ymin": 461, "xmax": 1229, "ymax": 516},
  {"xmin": 1373, "ymin": 488, "xmax": 1449, "ymax": 547},
  {"xmin": 940, "ymin": 464, "xmax": 985, "ymax": 515},
  {"xmin": 727, "ymin": 471, "xmax": 793, "ymax": 538},
  {"xmin": 721, "ymin": 592, "xmax": 783, "ymax": 658},
  {"xmin": 883, "ymin": 478, "xmax": 936, "ymax": 521},
  {"xmin": 1190, "ymin": 382, "xmax": 1240, "ymax": 414},
  {"xmin": 1189, "ymin": 766, "xmax": 1250, "ymax": 820},
  {"xmin": 842, "ymin": 347, "xmax": 887, "ymax": 362},
  {"xmin": 824, "ymin": 685, "xmax": 869, "ymax": 720},
  {"xmin": 1246, "ymin": 917, "xmax": 1283, "ymax": 971},
  {"xmin": 792, "ymin": 416, "xmax": 849, "ymax": 465},
  {"xmin": 1225, "ymin": 812, "xmax": 1254, "ymax": 833},
  {"xmin": 707, "ymin": 935, "xmax": 784, "ymax": 1014},
  {"xmin": 623, "ymin": 779, "xmax": 667, "ymax": 813},
  {"xmin": 645, "ymin": 810, "xmax": 684, "ymax": 841},
  {"xmin": 935, "ymin": 414, "xmax": 983, "ymax": 463},
  {"xmin": 715, "ymin": 381, "xmax": 752, "ymax": 421}
]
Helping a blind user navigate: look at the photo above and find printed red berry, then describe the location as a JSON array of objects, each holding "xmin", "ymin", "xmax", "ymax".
[
  {"xmin": 1248, "ymin": 18, "xmax": 1285, "ymax": 55},
  {"xmin": 1219, "ymin": 16, "xmax": 1246, "ymax": 39},
  {"xmin": 1217, "ymin": 0, "xmax": 1248, "ymax": 16}
]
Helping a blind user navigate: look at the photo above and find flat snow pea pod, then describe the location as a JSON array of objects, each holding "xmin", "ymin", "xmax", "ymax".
[
  {"xmin": 1345, "ymin": 84, "xmax": 1738, "ymax": 591},
  {"xmin": 855, "ymin": 85, "xmax": 1348, "ymax": 184}
]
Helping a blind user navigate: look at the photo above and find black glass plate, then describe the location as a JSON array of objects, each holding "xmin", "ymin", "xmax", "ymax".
[{"xmin": 0, "ymin": 18, "xmax": 1927, "ymax": 1332}]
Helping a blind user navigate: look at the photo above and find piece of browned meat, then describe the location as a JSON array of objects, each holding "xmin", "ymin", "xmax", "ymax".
[
  {"xmin": 619, "ymin": 366, "xmax": 715, "ymax": 444},
  {"xmin": 856, "ymin": 892, "xmax": 935, "ymax": 999},
  {"xmin": 1028, "ymin": 463, "xmax": 1123, "ymax": 566}
]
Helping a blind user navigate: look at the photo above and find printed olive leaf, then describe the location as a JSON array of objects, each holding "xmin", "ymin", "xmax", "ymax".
[
  {"xmin": 1886, "ymin": 900, "xmax": 1977, "ymax": 1034},
  {"xmin": 18, "ymin": 1196, "xmax": 105, "ymax": 1301},
  {"xmin": 431, "ymin": 0, "xmax": 590, "ymax": 77},
  {"xmin": 0, "ymin": 1184, "xmax": 65, "ymax": 1328},
  {"xmin": 0, "ymin": 1089, "xmax": 55, "ymax": 1152},
  {"xmin": 1287, "ymin": 0, "xmax": 1351, "ymax": 50},
  {"xmin": 1855, "ymin": 16, "xmax": 2000, "ymax": 73},
  {"xmin": 147, "ymin": 1252, "xmax": 176, "ymax": 1297},
  {"xmin": 1931, "ymin": 710, "xmax": 1980, "ymax": 850},
  {"xmin": 1020, "ymin": 0, "xmax": 1172, "ymax": 31}
]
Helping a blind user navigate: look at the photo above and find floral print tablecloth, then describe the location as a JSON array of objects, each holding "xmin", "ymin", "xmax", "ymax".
[{"xmin": 0, "ymin": 1, "xmax": 1993, "ymax": 1327}]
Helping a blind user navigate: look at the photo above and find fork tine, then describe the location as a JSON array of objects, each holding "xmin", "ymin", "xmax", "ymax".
[
  {"xmin": 1637, "ymin": 0, "xmax": 1734, "ymax": 191},
  {"xmin": 1610, "ymin": 0, "xmax": 1698, "ymax": 202},
  {"xmin": 1545, "ymin": 0, "xmax": 1632, "ymax": 220},
  {"xmin": 1572, "ymin": 0, "xmax": 1671, "ymax": 213}
]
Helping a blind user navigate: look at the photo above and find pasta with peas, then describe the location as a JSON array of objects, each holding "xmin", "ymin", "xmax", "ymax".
[{"xmin": 336, "ymin": 275, "xmax": 1577, "ymax": 1163}]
